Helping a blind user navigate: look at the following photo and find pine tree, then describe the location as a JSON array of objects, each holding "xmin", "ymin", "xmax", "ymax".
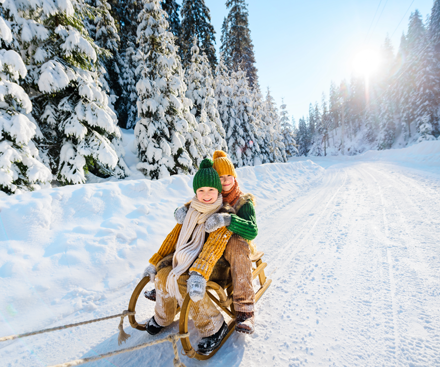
[
  {"xmin": 221, "ymin": 0, "xmax": 258, "ymax": 88},
  {"xmin": 296, "ymin": 117, "xmax": 309, "ymax": 156},
  {"xmin": 222, "ymin": 67, "xmax": 258, "ymax": 167},
  {"xmin": 262, "ymin": 88, "xmax": 286, "ymax": 162},
  {"xmin": 113, "ymin": 0, "xmax": 143, "ymax": 128},
  {"xmin": 2, "ymin": 0, "xmax": 127, "ymax": 184},
  {"xmin": 429, "ymin": 0, "xmax": 440, "ymax": 137},
  {"xmin": 185, "ymin": 37, "xmax": 226, "ymax": 164},
  {"xmin": 118, "ymin": 42, "xmax": 138, "ymax": 129},
  {"xmin": 85, "ymin": 0, "xmax": 121, "ymax": 112},
  {"xmin": 161, "ymin": 0, "xmax": 181, "ymax": 43},
  {"xmin": 0, "ymin": 29, "xmax": 52, "ymax": 194},
  {"xmin": 180, "ymin": 0, "xmax": 217, "ymax": 69},
  {"xmin": 377, "ymin": 93, "xmax": 396, "ymax": 149},
  {"xmin": 135, "ymin": 0, "xmax": 194, "ymax": 179},
  {"xmin": 249, "ymin": 88, "xmax": 272, "ymax": 164},
  {"xmin": 215, "ymin": 54, "xmax": 233, "ymax": 145},
  {"xmin": 279, "ymin": 100, "xmax": 298, "ymax": 158}
]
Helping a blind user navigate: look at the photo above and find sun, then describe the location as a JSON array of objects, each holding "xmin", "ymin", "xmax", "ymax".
[{"xmin": 352, "ymin": 48, "xmax": 382, "ymax": 77}]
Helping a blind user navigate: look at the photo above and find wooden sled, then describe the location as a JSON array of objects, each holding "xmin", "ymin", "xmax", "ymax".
[{"xmin": 128, "ymin": 251, "xmax": 271, "ymax": 360}]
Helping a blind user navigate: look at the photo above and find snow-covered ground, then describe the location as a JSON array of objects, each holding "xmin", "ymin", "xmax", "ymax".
[{"xmin": 1, "ymin": 141, "xmax": 440, "ymax": 366}]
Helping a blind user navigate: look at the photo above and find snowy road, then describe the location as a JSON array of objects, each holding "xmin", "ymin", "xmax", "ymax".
[
  {"xmin": 1, "ymin": 147, "xmax": 440, "ymax": 366},
  {"xmin": 252, "ymin": 160, "xmax": 440, "ymax": 366}
]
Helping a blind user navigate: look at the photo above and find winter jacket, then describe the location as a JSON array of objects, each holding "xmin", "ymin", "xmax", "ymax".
[
  {"xmin": 190, "ymin": 193, "xmax": 257, "ymax": 280},
  {"xmin": 149, "ymin": 193, "xmax": 258, "ymax": 280}
]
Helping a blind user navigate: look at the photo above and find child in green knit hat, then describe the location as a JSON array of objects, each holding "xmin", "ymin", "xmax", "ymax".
[{"xmin": 142, "ymin": 158, "xmax": 229, "ymax": 354}]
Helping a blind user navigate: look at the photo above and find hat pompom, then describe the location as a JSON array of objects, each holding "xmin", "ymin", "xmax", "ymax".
[
  {"xmin": 199, "ymin": 158, "xmax": 214, "ymax": 169},
  {"xmin": 213, "ymin": 150, "xmax": 227, "ymax": 160}
]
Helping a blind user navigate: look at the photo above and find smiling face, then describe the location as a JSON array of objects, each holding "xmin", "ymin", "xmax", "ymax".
[
  {"xmin": 219, "ymin": 175, "xmax": 235, "ymax": 192},
  {"xmin": 196, "ymin": 187, "xmax": 219, "ymax": 204}
]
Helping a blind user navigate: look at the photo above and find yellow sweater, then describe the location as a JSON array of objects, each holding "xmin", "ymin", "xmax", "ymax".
[{"xmin": 149, "ymin": 223, "xmax": 233, "ymax": 280}]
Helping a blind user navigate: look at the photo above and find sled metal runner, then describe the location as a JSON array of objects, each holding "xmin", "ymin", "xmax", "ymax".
[{"xmin": 128, "ymin": 251, "xmax": 271, "ymax": 360}]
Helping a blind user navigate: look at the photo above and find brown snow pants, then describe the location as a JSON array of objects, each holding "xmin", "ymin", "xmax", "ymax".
[
  {"xmin": 154, "ymin": 266, "xmax": 224, "ymax": 337},
  {"xmin": 224, "ymin": 234, "xmax": 255, "ymax": 313},
  {"xmin": 154, "ymin": 235, "xmax": 255, "ymax": 337}
]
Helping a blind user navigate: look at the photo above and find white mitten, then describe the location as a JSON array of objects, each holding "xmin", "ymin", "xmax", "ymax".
[
  {"xmin": 187, "ymin": 272, "xmax": 206, "ymax": 302},
  {"xmin": 205, "ymin": 213, "xmax": 232, "ymax": 233},
  {"xmin": 174, "ymin": 205, "xmax": 188, "ymax": 224},
  {"xmin": 143, "ymin": 264, "xmax": 157, "ymax": 283}
]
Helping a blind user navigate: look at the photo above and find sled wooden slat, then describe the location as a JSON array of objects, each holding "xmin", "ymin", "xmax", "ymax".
[
  {"xmin": 255, "ymin": 279, "xmax": 272, "ymax": 303},
  {"xmin": 255, "ymin": 258, "xmax": 267, "ymax": 284},
  {"xmin": 207, "ymin": 291, "xmax": 234, "ymax": 318},
  {"xmin": 250, "ymin": 251, "xmax": 264, "ymax": 262},
  {"xmin": 252, "ymin": 262, "xmax": 267, "ymax": 281},
  {"xmin": 129, "ymin": 252, "xmax": 271, "ymax": 361},
  {"xmin": 128, "ymin": 276, "xmax": 150, "ymax": 331},
  {"xmin": 128, "ymin": 276, "xmax": 180, "ymax": 331},
  {"xmin": 179, "ymin": 293, "xmax": 237, "ymax": 361}
]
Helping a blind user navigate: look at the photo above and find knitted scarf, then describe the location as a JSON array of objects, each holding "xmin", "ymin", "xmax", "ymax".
[
  {"xmin": 222, "ymin": 180, "xmax": 243, "ymax": 207},
  {"xmin": 166, "ymin": 194, "xmax": 223, "ymax": 305}
]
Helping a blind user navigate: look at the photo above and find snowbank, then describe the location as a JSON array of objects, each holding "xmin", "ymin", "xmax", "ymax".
[
  {"xmin": 292, "ymin": 140, "xmax": 440, "ymax": 170},
  {"xmin": 358, "ymin": 140, "xmax": 440, "ymax": 167},
  {"xmin": 0, "ymin": 159, "xmax": 324, "ymax": 339}
]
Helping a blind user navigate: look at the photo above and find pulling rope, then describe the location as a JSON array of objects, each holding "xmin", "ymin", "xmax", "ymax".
[
  {"xmin": 0, "ymin": 310, "xmax": 189, "ymax": 367},
  {"xmin": 0, "ymin": 310, "xmax": 136, "ymax": 343},
  {"xmin": 47, "ymin": 333, "xmax": 189, "ymax": 367}
]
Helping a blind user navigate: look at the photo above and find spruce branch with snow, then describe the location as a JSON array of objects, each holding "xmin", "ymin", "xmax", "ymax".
[
  {"xmin": 180, "ymin": 0, "xmax": 217, "ymax": 69},
  {"xmin": 185, "ymin": 37, "xmax": 226, "ymax": 166},
  {"xmin": 0, "ymin": 0, "xmax": 128, "ymax": 184},
  {"xmin": 280, "ymin": 100, "xmax": 298, "ymax": 158},
  {"xmin": 0, "ymin": 42, "xmax": 52, "ymax": 194},
  {"xmin": 221, "ymin": 0, "xmax": 259, "ymax": 89},
  {"xmin": 134, "ymin": 0, "xmax": 194, "ymax": 179}
]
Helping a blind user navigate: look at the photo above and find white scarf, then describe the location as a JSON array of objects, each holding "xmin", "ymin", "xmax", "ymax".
[{"xmin": 166, "ymin": 194, "xmax": 223, "ymax": 305}]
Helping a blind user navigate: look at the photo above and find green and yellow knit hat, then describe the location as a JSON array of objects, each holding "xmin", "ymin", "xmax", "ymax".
[{"xmin": 193, "ymin": 158, "xmax": 223, "ymax": 193}]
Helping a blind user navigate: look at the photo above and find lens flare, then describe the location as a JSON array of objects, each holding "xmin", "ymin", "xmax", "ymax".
[{"xmin": 352, "ymin": 49, "xmax": 382, "ymax": 77}]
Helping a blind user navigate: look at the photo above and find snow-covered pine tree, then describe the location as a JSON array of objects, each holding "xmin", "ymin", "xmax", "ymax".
[
  {"xmin": 1, "ymin": 0, "xmax": 127, "ymax": 184},
  {"xmin": 117, "ymin": 42, "xmax": 138, "ymax": 129},
  {"xmin": 364, "ymin": 107, "xmax": 378, "ymax": 144},
  {"xmin": 113, "ymin": 0, "xmax": 143, "ymax": 128},
  {"xmin": 404, "ymin": 10, "xmax": 438, "ymax": 142},
  {"xmin": 221, "ymin": 67, "xmax": 258, "ymax": 167},
  {"xmin": 84, "ymin": 0, "xmax": 121, "ymax": 112},
  {"xmin": 215, "ymin": 53, "xmax": 233, "ymax": 136},
  {"xmin": 221, "ymin": 0, "xmax": 258, "ymax": 89},
  {"xmin": 393, "ymin": 33, "xmax": 412, "ymax": 142},
  {"xmin": 279, "ymin": 100, "xmax": 298, "ymax": 158},
  {"xmin": 0, "ymin": 20, "xmax": 52, "ymax": 194},
  {"xmin": 248, "ymin": 88, "xmax": 272, "ymax": 164},
  {"xmin": 185, "ymin": 37, "xmax": 226, "ymax": 164},
  {"xmin": 428, "ymin": 0, "xmax": 440, "ymax": 138},
  {"xmin": 264, "ymin": 88, "xmax": 286, "ymax": 162},
  {"xmin": 377, "ymin": 93, "xmax": 396, "ymax": 149},
  {"xmin": 181, "ymin": 0, "xmax": 217, "ymax": 69},
  {"xmin": 135, "ymin": 0, "xmax": 194, "ymax": 179},
  {"xmin": 161, "ymin": 0, "xmax": 181, "ymax": 46},
  {"xmin": 296, "ymin": 117, "xmax": 309, "ymax": 156}
]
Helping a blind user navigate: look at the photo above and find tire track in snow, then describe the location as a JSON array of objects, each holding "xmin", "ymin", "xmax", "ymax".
[
  {"xmin": 362, "ymin": 164, "xmax": 440, "ymax": 365},
  {"xmin": 262, "ymin": 169, "xmax": 349, "ymax": 279}
]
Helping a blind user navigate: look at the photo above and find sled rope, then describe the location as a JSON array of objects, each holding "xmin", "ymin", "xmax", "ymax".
[
  {"xmin": 47, "ymin": 333, "xmax": 189, "ymax": 367},
  {"xmin": 0, "ymin": 310, "xmax": 136, "ymax": 343},
  {"xmin": 0, "ymin": 310, "xmax": 189, "ymax": 367}
]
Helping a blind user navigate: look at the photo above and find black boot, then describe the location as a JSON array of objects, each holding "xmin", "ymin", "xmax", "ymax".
[
  {"xmin": 145, "ymin": 316, "xmax": 164, "ymax": 335},
  {"xmin": 144, "ymin": 289, "xmax": 156, "ymax": 301},
  {"xmin": 197, "ymin": 321, "xmax": 228, "ymax": 355}
]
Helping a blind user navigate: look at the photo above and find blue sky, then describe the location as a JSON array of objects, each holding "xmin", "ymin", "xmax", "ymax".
[{"xmin": 205, "ymin": 0, "xmax": 435, "ymax": 125}]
